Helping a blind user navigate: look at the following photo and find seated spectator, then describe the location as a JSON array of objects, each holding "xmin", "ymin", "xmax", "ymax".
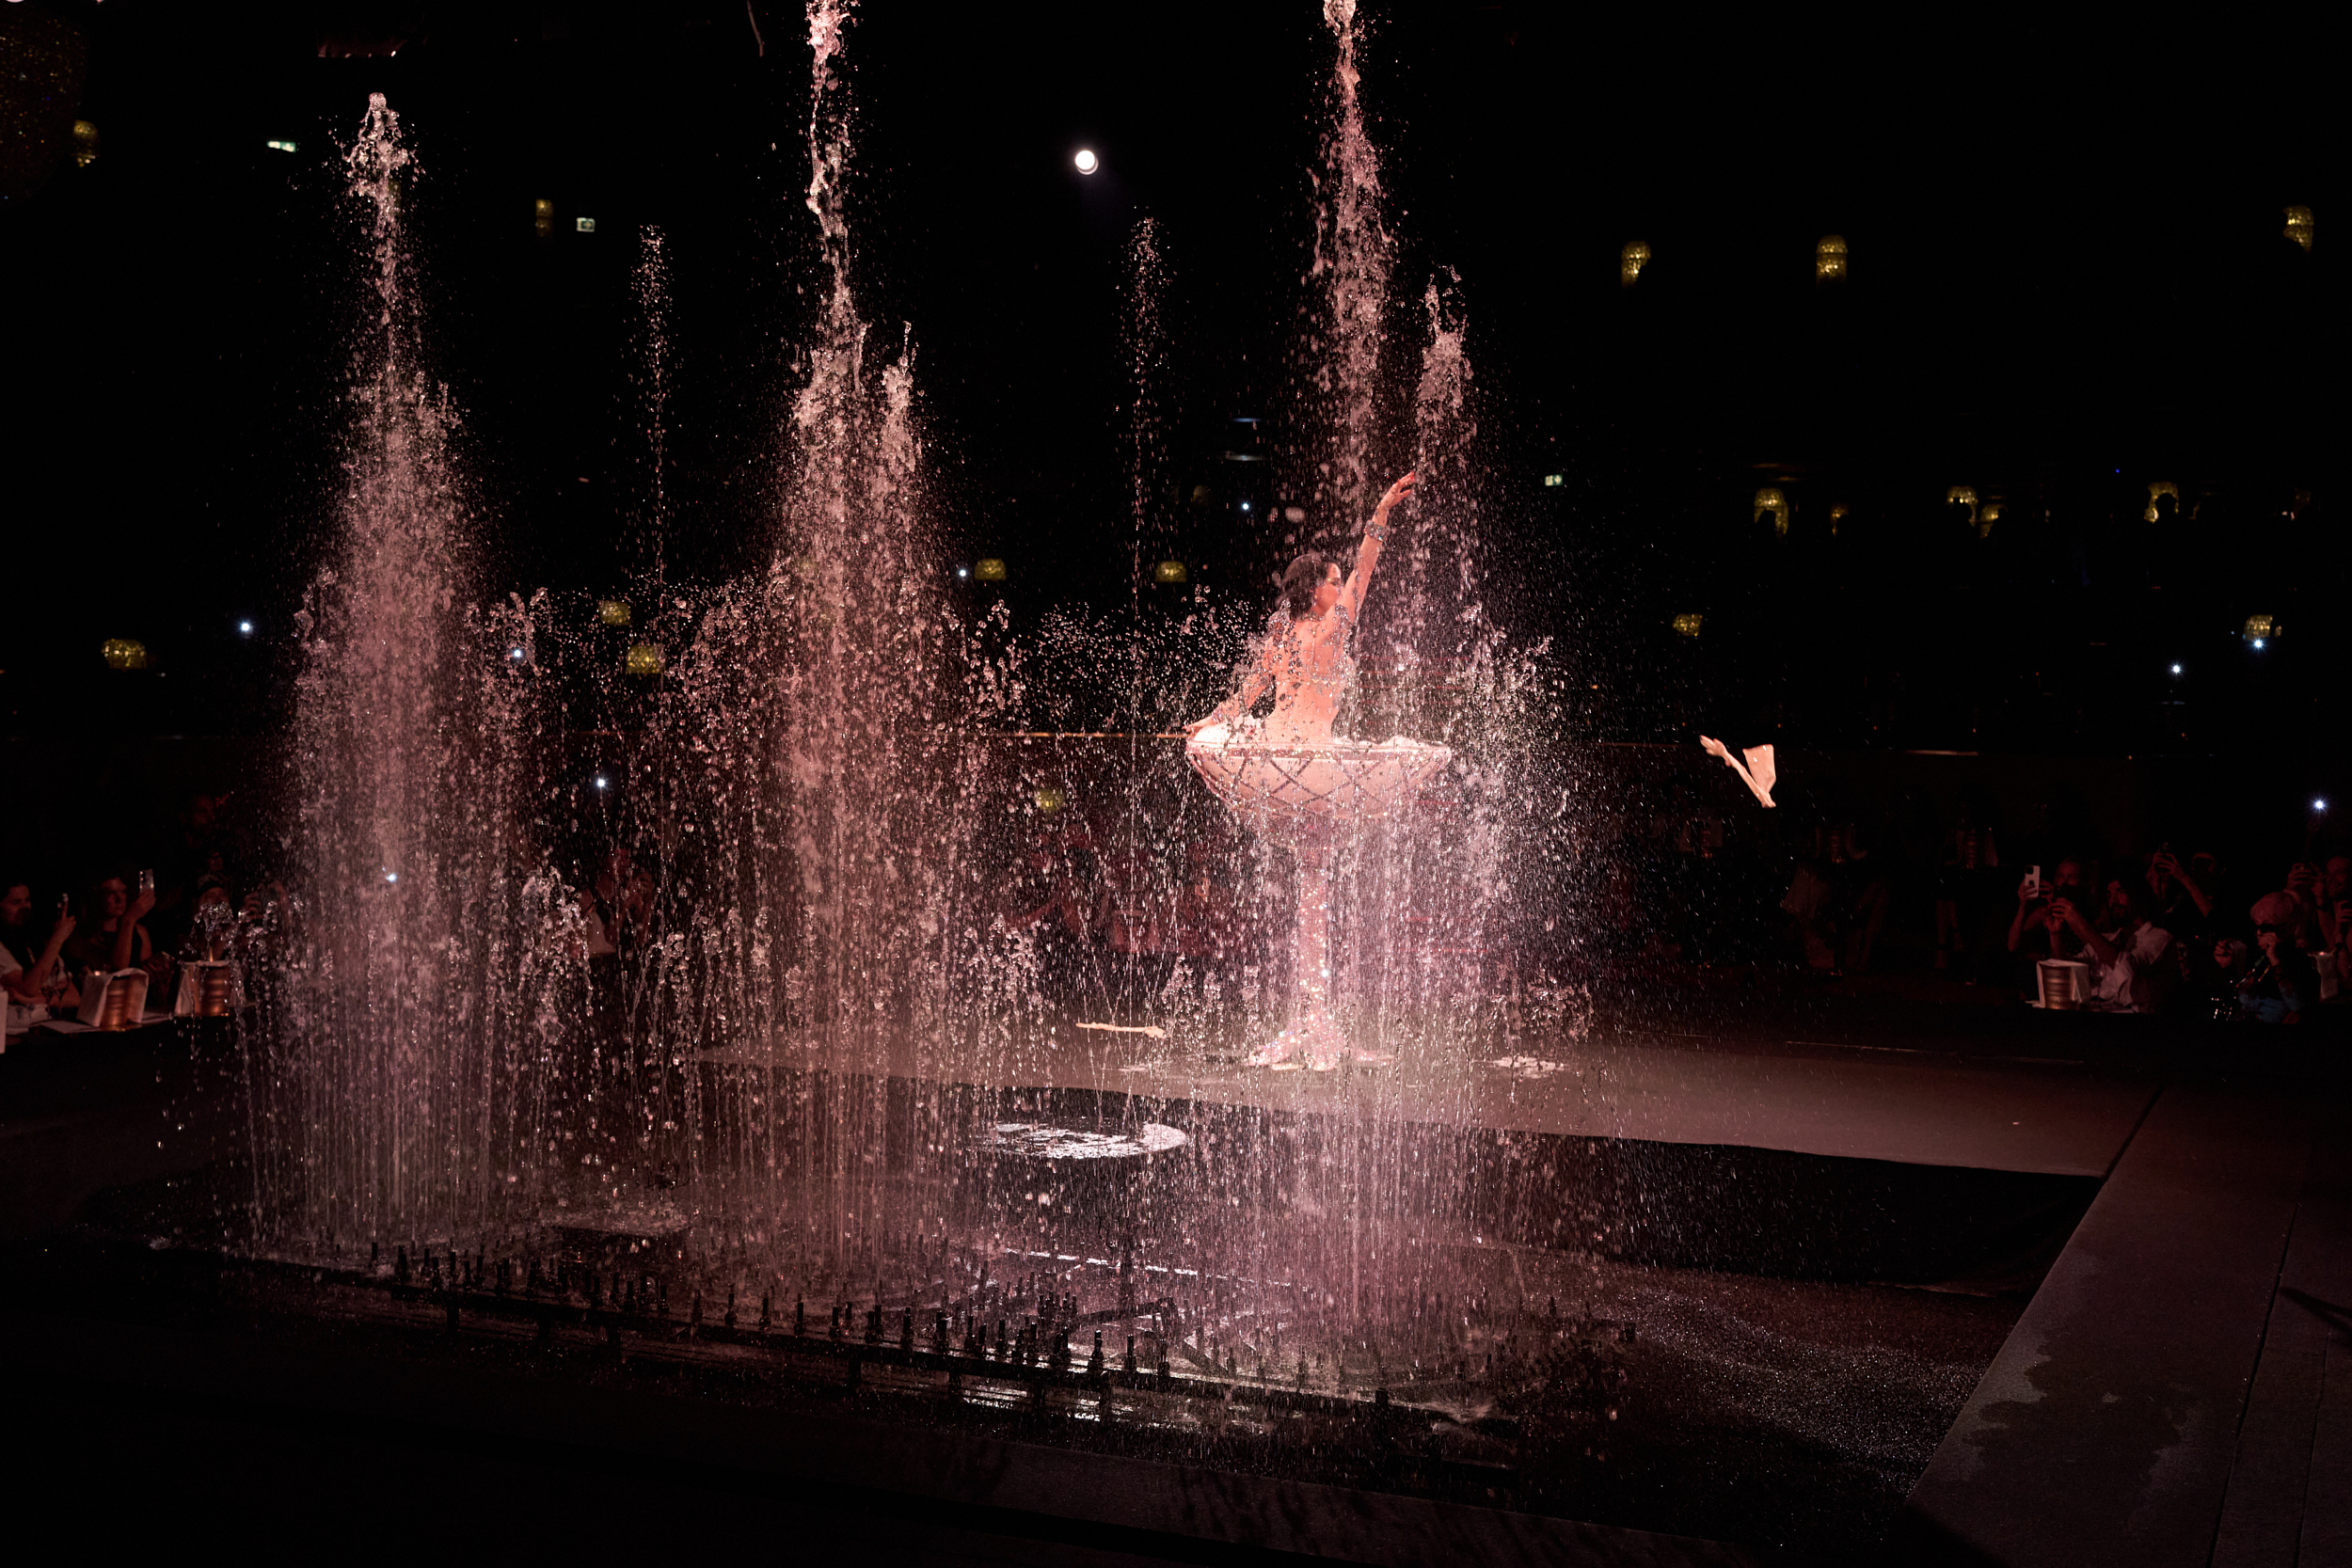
[
  {"xmin": 2318, "ymin": 855, "xmax": 2352, "ymax": 1003},
  {"xmin": 175, "ymin": 874, "xmax": 236, "ymax": 960},
  {"xmin": 1174, "ymin": 839, "xmax": 1243, "ymax": 976},
  {"xmin": 64, "ymin": 874, "xmax": 170, "ymax": 985},
  {"xmin": 2145, "ymin": 848, "xmax": 2218, "ymax": 942},
  {"xmin": 995, "ymin": 837, "xmax": 1098, "ymax": 993},
  {"xmin": 1, "ymin": 881, "xmax": 81, "ymax": 1030},
  {"xmin": 1934, "ymin": 814, "xmax": 1999, "ymax": 978},
  {"xmin": 2214, "ymin": 892, "xmax": 2319, "ymax": 1023},
  {"xmin": 2007, "ymin": 858, "xmax": 2091, "ymax": 974},
  {"xmin": 2043, "ymin": 878, "xmax": 2175, "ymax": 1013}
]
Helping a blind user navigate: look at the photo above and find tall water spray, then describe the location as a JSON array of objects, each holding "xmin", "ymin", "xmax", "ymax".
[{"xmin": 281, "ymin": 95, "xmax": 566, "ymax": 1254}]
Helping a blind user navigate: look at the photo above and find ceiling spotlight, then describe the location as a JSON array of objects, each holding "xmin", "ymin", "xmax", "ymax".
[
  {"xmin": 957, "ymin": 566, "xmax": 970, "ymax": 578},
  {"xmin": 2316, "ymin": 799, "xmax": 2330, "ymax": 813},
  {"xmin": 595, "ymin": 776, "xmax": 609, "ymax": 790},
  {"xmin": 508, "ymin": 647, "xmax": 525, "ymax": 660},
  {"xmin": 2252, "ymin": 638, "xmax": 2267, "ymax": 651},
  {"xmin": 238, "ymin": 620, "xmax": 254, "ymax": 635},
  {"xmin": 1073, "ymin": 149, "xmax": 1099, "ymax": 175},
  {"xmin": 2169, "ymin": 663, "xmax": 2183, "ymax": 675},
  {"xmin": 385, "ymin": 872, "xmax": 399, "ymax": 884}
]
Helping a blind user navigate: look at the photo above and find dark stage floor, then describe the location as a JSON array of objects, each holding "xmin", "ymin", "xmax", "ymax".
[{"xmin": 2, "ymin": 991, "xmax": 2344, "ymax": 1564}]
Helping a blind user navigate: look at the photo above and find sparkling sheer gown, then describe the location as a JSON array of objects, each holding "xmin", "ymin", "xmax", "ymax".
[{"xmin": 1185, "ymin": 601, "xmax": 1451, "ymax": 1069}]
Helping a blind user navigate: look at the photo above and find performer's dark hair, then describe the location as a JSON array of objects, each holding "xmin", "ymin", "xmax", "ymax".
[{"xmin": 1279, "ymin": 552, "xmax": 1334, "ymax": 617}]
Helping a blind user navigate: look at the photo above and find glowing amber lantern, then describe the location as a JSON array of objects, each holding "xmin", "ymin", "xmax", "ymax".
[
  {"xmin": 1978, "ymin": 500, "xmax": 2002, "ymax": 538},
  {"xmin": 2143, "ymin": 481, "xmax": 2180, "ymax": 523},
  {"xmin": 1945, "ymin": 485, "xmax": 1979, "ymax": 526},
  {"xmin": 1828, "ymin": 503, "xmax": 1850, "ymax": 536},
  {"xmin": 533, "ymin": 198, "xmax": 555, "ymax": 239},
  {"xmin": 1033, "ymin": 784, "xmax": 1068, "ymax": 816},
  {"xmin": 1671, "ymin": 613, "xmax": 1704, "ymax": 638},
  {"xmin": 1152, "ymin": 560, "xmax": 1188, "ymax": 585},
  {"xmin": 2243, "ymin": 614, "xmax": 2278, "ymax": 643},
  {"xmin": 1815, "ymin": 235, "xmax": 1849, "ymax": 281},
  {"xmin": 974, "ymin": 558, "xmax": 1008, "ymax": 583},
  {"xmin": 72, "ymin": 120, "xmax": 99, "ymax": 168},
  {"xmin": 2284, "ymin": 205, "xmax": 2313, "ymax": 253},
  {"xmin": 624, "ymin": 641, "xmax": 665, "ymax": 676},
  {"xmin": 596, "ymin": 598, "xmax": 631, "ymax": 627},
  {"xmin": 1620, "ymin": 240, "xmax": 1650, "ymax": 287},
  {"xmin": 101, "ymin": 638, "xmax": 148, "ymax": 670},
  {"xmin": 1753, "ymin": 487, "xmax": 1790, "ymax": 535}
]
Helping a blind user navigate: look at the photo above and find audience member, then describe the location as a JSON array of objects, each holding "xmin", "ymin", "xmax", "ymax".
[
  {"xmin": 2, "ymin": 882, "xmax": 81, "ymax": 1029},
  {"xmin": 1933, "ymin": 813, "xmax": 1999, "ymax": 978},
  {"xmin": 173, "ymin": 874, "xmax": 235, "ymax": 961},
  {"xmin": 2318, "ymin": 855, "xmax": 2352, "ymax": 1003},
  {"xmin": 2044, "ymin": 878, "xmax": 2175, "ymax": 1013},
  {"xmin": 2214, "ymin": 891, "xmax": 2319, "ymax": 1023},
  {"xmin": 64, "ymin": 874, "xmax": 171, "ymax": 985},
  {"xmin": 2006, "ymin": 857, "xmax": 2090, "ymax": 973},
  {"xmin": 1174, "ymin": 840, "xmax": 1243, "ymax": 978}
]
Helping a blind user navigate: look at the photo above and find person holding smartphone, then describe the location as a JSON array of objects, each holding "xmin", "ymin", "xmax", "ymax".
[
  {"xmin": 2006, "ymin": 857, "xmax": 2090, "ymax": 973},
  {"xmin": 0, "ymin": 883, "xmax": 82, "ymax": 1030},
  {"xmin": 64, "ymin": 873, "xmax": 167, "ymax": 982}
]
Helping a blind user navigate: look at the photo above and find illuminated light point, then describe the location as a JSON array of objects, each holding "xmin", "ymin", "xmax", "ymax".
[
  {"xmin": 1073, "ymin": 149, "xmax": 1099, "ymax": 175},
  {"xmin": 956, "ymin": 567, "xmax": 969, "ymax": 578},
  {"xmin": 265, "ymin": 139, "xmax": 297, "ymax": 153},
  {"xmin": 385, "ymin": 872, "xmax": 399, "ymax": 884},
  {"xmin": 2316, "ymin": 799, "xmax": 2330, "ymax": 813},
  {"xmin": 238, "ymin": 621, "xmax": 254, "ymax": 635},
  {"xmin": 2253, "ymin": 639, "xmax": 2267, "ymax": 651},
  {"xmin": 1542, "ymin": 473, "xmax": 1565, "ymax": 487},
  {"xmin": 1238, "ymin": 500, "xmax": 1251, "ymax": 513},
  {"xmin": 595, "ymin": 777, "xmax": 609, "ymax": 790},
  {"xmin": 2169, "ymin": 663, "xmax": 2183, "ymax": 675},
  {"xmin": 508, "ymin": 647, "xmax": 525, "ymax": 660}
]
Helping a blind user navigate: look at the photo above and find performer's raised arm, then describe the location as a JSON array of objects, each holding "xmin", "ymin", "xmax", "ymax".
[{"xmin": 1341, "ymin": 471, "xmax": 1416, "ymax": 617}]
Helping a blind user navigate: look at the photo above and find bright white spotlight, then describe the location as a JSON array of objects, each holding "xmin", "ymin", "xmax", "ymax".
[
  {"xmin": 2316, "ymin": 799, "xmax": 2329, "ymax": 813},
  {"xmin": 2169, "ymin": 663, "xmax": 2182, "ymax": 675},
  {"xmin": 2253, "ymin": 638, "xmax": 2267, "ymax": 650},
  {"xmin": 238, "ymin": 621, "xmax": 254, "ymax": 635},
  {"xmin": 508, "ymin": 647, "xmax": 525, "ymax": 660},
  {"xmin": 1073, "ymin": 149, "xmax": 1099, "ymax": 175},
  {"xmin": 385, "ymin": 872, "xmax": 399, "ymax": 884},
  {"xmin": 957, "ymin": 566, "xmax": 969, "ymax": 578},
  {"xmin": 595, "ymin": 776, "xmax": 609, "ymax": 790}
]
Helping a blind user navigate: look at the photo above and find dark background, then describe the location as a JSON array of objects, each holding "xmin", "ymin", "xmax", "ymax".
[{"xmin": 1, "ymin": 0, "xmax": 2342, "ymax": 758}]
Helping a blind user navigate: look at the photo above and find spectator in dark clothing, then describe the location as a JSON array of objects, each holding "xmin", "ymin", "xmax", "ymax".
[
  {"xmin": 1934, "ymin": 816, "xmax": 1999, "ymax": 979},
  {"xmin": 2318, "ymin": 856, "xmax": 2352, "ymax": 1004},
  {"xmin": 2007, "ymin": 858, "xmax": 2091, "ymax": 983},
  {"xmin": 64, "ymin": 875, "xmax": 169, "ymax": 984},
  {"xmin": 2215, "ymin": 892, "xmax": 2319, "ymax": 1023}
]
